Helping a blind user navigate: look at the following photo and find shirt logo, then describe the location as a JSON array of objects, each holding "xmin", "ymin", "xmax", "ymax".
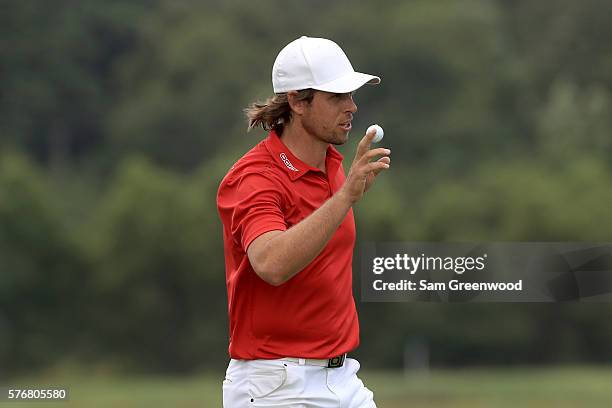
[{"xmin": 280, "ymin": 153, "xmax": 299, "ymax": 172}]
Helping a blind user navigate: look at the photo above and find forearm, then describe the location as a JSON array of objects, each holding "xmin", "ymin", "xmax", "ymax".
[
  {"xmin": 255, "ymin": 188, "xmax": 353, "ymax": 285},
  {"xmin": 248, "ymin": 132, "xmax": 390, "ymax": 286}
]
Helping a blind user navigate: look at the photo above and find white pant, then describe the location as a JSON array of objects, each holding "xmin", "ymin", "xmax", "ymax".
[{"xmin": 222, "ymin": 357, "xmax": 377, "ymax": 407}]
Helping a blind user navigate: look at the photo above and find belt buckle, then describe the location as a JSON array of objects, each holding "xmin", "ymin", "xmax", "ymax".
[{"xmin": 327, "ymin": 353, "xmax": 345, "ymax": 368}]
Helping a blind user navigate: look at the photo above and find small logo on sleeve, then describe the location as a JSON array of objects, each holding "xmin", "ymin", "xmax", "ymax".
[{"xmin": 280, "ymin": 153, "xmax": 299, "ymax": 172}]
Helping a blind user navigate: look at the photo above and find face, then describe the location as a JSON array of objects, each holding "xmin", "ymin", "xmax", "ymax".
[{"xmin": 298, "ymin": 90, "xmax": 358, "ymax": 145}]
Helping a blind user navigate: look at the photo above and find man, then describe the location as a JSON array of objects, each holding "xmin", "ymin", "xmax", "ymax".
[{"xmin": 217, "ymin": 36, "xmax": 390, "ymax": 407}]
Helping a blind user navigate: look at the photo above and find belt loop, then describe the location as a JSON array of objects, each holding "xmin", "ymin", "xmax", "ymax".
[{"xmin": 298, "ymin": 358, "xmax": 305, "ymax": 365}]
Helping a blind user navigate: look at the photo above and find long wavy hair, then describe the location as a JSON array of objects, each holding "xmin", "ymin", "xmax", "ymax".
[{"xmin": 244, "ymin": 89, "xmax": 316, "ymax": 135}]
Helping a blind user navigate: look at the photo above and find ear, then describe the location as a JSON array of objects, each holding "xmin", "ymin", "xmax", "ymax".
[{"xmin": 287, "ymin": 91, "xmax": 309, "ymax": 116}]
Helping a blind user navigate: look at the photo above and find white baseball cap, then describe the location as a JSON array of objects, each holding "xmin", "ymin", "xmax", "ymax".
[{"xmin": 272, "ymin": 36, "xmax": 381, "ymax": 94}]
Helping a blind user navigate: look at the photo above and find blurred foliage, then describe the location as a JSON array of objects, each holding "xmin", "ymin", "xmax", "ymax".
[
  {"xmin": 81, "ymin": 156, "xmax": 228, "ymax": 373},
  {"xmin": 0, "ymin": 0, "xmax": 155, "ymax": 169},
  {"xmin": 0, "ymin": 152, "xmax": 84, "ymax": 374},
  {"xmin": 2, "ymin": 0, "xmax": 612, "ymax": 374}
]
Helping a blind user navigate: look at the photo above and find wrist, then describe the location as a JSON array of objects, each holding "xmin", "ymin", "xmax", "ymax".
[{"xmin": 336, "ymin": 186, "xmax": 356, "ymax": 207}]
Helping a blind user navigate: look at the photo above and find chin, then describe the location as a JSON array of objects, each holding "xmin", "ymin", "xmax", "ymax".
[
  {"xmin": 316, "ymin": 129, "xmax": 349, "ymax": 146},
  {"xmin": 329, "ymin": 131, "xmax": 349, "ymax": 146}
]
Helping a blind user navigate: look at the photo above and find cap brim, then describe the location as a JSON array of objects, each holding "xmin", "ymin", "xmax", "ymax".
[{"xmin": 312, "ymin": 72, "xmax": 380, "ymax": 93}]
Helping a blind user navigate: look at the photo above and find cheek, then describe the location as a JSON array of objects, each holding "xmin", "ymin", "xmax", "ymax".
[
  {"xmin": 305, "ymin": 103, "xmax": 340, "ymax": 133},
  {"xmin": 319, "ymin": 108, "xmax": 338, "ymax": 129},
  {"xmin": 307, "ymin": 108, "xmax": 329, "ymax": 129}
]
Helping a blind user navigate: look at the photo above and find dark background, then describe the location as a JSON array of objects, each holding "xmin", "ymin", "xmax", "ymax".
[{"xmin": 2, "ymin": 0, "xmax": 612, "ymax": 378}]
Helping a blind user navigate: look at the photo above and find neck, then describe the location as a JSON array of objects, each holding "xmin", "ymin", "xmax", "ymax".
[{"xmin": 279, "ymin": 120, "xmax": 328, "ymax": 172}]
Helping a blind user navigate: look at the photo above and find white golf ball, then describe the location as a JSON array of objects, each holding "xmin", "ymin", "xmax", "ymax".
[{"xmin": 367, "ymin": 124, "xmax": 384, "ymax": 143}]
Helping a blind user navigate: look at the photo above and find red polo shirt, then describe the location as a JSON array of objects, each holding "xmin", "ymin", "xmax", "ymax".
[{"xmin": 216, "ymin": 130, "xmax": 359, "ymax": 360}]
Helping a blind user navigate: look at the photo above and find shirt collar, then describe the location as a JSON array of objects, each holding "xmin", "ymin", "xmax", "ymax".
[{"xmin": 264, "ymin": 130, "xmax": 344, "ymax": 181}]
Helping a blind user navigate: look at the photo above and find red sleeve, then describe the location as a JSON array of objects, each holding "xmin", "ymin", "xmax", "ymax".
[{"xmin": 230, "ymin": 172, "xmax": 287, "ymax": 251}]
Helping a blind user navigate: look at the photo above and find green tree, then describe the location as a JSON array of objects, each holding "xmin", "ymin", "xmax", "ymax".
[
  {"xmin": 0, "ymin": 0, "xmax": 155, "ymax": 168},
  {"xmin": 83, "ymin": 156, "xmax": 227, "ymax": 372},
  {"xmin": 0, "ymin": 152, "xmax": 83, "ymax": 374}
]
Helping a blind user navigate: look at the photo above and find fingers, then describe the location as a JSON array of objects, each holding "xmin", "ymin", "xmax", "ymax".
[
  {"xmin": 359, "ymin": 147, "xmax": 391, "ymax": 164},
  {"xmin": 343, "ymin": 133, "xmax": 391, "ymax": 202},
  {"xmin": 368, "ymin": 156, "xmax": 391, "ymax": 177},
  {"xmin": 363, "ymin": 160, "xmax": 390, "ymax": 173},
  {"xmin": 354, "ymin": 128, "xmax": 378, "ymax": 161}
]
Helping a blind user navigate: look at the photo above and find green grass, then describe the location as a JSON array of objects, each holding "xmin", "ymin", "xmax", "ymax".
[
  {"xmin": 362, "ymin": 367, "xmax": 612, "ymax": 407},
  {"xmin": 3, "ymin": 366, "xmax": 612, "ymax": 407}
]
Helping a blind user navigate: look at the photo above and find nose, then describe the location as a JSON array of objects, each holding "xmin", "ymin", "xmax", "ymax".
[{"xmin": 347, "ymin": 94, "xmax": 357, "ymax": 113}]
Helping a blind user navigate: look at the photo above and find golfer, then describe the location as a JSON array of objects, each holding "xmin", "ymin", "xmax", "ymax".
[{"xmin": 217, "ymin": 36, "xmax": 390, "ymax": 407}]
